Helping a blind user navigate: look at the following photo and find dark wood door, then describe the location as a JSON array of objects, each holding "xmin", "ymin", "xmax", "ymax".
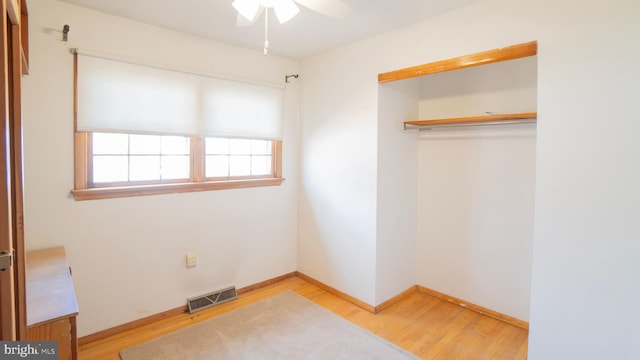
[{"xmin": 0, "ymin": 0, "xmax": 27, "ymax": 341}]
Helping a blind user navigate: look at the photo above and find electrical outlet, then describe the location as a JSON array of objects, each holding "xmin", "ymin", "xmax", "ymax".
[{"xmin": 186, "ymin": 253, "xmax": 197, "ymax": 268}]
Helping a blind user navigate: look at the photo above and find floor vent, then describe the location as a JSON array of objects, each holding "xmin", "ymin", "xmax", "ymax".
[{"xmin": 187, "ymin": 286, "xmax": 237, "ymax": 314}]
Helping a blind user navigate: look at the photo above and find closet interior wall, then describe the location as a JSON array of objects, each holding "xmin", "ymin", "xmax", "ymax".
[{"xmin": 414, "ymin": 55, "xmax": 537, "ymax": 322}]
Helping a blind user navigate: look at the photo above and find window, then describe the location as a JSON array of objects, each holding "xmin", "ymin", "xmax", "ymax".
[
  {"xmin": 72, "ymin": 51, "xmax": 284, "ymax": 200},
  {"xmin": 73, "ymin": 132, "xmax": 282, "ymax": 200},
  {"xmin": 205, "ymin": 138, "xmax": 273, "ymax": 178},
  {"xmin": 92, "ymin": 133, "xmax": 190, "ymax": 184}
]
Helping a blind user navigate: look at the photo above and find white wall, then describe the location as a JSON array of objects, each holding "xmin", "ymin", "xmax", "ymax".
[
  {"xmin": 23, "ymin": 0, "xmax": 299, "ymax": 336},
  {"xmin": 22, "ymin": 0, "xmax": 640, "ymax": 356},
  {"xmin": 416, "ymin": 124, "xmax": 536, "ymax": 322},
  {"xmin": 527, "ymin": 1, "xmax": 640, "ymax": 358},
  {"xmin": 376, "ymin": 79, "xmax": 420, "ymax": 304},
  {"xmin": 300, "ymin": 0, "xmax": 640, "ymax": 358},
  {"xmin": 418, "ymin": 57, "xmax": 537, "ymax": 118},
  {"xmin": 416, "ymin": 57, "xmax": 537, "ymax": 322},
  {"xmin": 299, "ymin": 0, "xmax": 540, "ymax": 307},
  {"xmin": 296, "ymin": 49, "xmax": 379, "ymax": 304}
]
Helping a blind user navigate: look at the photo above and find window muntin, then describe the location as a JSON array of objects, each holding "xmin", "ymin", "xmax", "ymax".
[
  {"xmin": 205, "ymin": 138, "xmax": 272, "ymax": 178},
  {"xmin": 91, "ymin": 133, "xmax": 190, "ymax": 185}
]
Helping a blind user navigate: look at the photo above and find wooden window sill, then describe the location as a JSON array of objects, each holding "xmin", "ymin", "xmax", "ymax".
[{"xmin": 71, "ymin": 178, "xmax": 285, "ymax": 201}]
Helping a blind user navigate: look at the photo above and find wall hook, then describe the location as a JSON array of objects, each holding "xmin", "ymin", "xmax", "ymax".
[
  {"xmin": 63, "ymin": 25, "xmax": 70, "ymax": 42},
  {"xmin": 285, "ymin": 74, "xmax": 299, "ymax": 83}
]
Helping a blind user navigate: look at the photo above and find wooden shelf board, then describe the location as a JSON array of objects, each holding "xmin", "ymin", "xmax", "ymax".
[
  {"xmin": 404, "ymin": 112, "xmax": 537, "ymax": 127},
  {"xmin": 379, "ymin": 41, "xmax": 537, "ymax": 83},
  {"xmin": 26, "ymin": 247, "xmax": 79, "ymax": 326}
]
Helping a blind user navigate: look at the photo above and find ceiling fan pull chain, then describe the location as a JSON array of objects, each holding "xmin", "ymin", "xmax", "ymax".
[{"xmin": 264, "ymin": 8, "xmax": 269, "ymax": 56}]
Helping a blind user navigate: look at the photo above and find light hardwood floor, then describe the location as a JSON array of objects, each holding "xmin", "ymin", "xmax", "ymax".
[{"xmin": 78, "ymin": 277, "xmax": 528, "ymax": 359}]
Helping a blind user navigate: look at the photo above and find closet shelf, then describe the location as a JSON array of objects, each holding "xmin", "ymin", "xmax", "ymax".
[{"xmin": 404, "ymin": 112, "xmax": 537, "ymax": 130}]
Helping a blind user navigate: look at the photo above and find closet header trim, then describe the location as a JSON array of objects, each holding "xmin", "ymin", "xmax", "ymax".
[{"xmin": 378, "ymin": 41, "xmax": 537, "ymax": 83}]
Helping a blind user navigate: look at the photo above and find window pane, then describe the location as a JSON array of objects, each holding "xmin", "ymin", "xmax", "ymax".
[
  {"xmin": 93, "ymin": 156, "xmax": 128, "ymax": 182},
  {"xmin": 251, "ymin": 155, "xmax": 271, "ymax": 175},
  {"xmin": 93, "ymin": 133, "xmax": 128, "ymax": 155},
  {"xmin": 229, "ymin": 139, "xmax": 251, "ymax": 155},
  {"xmin": 205, "ymin": 138, "xmax": 229, "ymax": 155},
  {"xmin": 251, "ymin": 140, "xmax": 271, "ymax": 155},
  {"xmin": 206, "ymin": 155, "xmax": 229, "ymax": 177},
  {"xmin": 90, "ymin": 134, "xmax": 278, "ymax": 185},
  {"xmin": 130, "ymin": 155, "xmax": 161, "ymax": 181},
  {"xmin": 161, "ymin": 155, "xmax": 189, "ymax": 180},
  {"xmin": 229, "ymin": 155, "xmax": 251, "ymax": 176},
  {"xmin": 130, "ymin": 134, "xmax": 161, "ymax": 155},
  {"xmin": 162, "ymin": 136, "xmax": 189, "ymax": 155}
]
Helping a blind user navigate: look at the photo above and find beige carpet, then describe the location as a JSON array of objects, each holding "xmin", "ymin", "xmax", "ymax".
[{"xmin": 120, "ymin": 291, "xmax": 419, "ymax": 359}]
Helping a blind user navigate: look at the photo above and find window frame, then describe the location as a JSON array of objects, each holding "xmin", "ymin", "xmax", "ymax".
[{"xmin": 72, "ymin": 132, "xmax": 283, "ymax": 201}]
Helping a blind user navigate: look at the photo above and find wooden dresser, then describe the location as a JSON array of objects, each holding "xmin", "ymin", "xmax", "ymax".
[{"xmin": 26, "ymin": 247, "xmax": 79, "ymax": 360}]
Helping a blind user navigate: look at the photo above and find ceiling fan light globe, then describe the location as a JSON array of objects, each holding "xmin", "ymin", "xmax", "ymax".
[
  {"xmin": 232, "ymin": 0, "xmax": 261, "ymax": 22},
  {"xmin": 273, "ymin": 0, "xmax": 300, "ymax": 23}
]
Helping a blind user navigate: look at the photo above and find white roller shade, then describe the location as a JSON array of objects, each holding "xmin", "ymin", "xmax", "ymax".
[
  {"xmin": 201, "ymin": 78, "xmax": 283, "ymax": 139},
  {"xmin": 76, "ymin": 52, "xmax": 283, "ymax": 140}
]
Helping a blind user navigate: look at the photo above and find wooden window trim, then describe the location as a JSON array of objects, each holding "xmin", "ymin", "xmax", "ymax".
[
  {"xmin": 72, "ymin": 133, "xmax": 284, "ymax": 201},
  {"xmin": 72, "ymin": 53, "xmax": 284, "ymax": 201}
]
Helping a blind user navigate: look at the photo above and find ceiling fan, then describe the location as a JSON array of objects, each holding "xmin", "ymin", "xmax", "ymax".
[{"xmin": 232, "ymin": 0, "xmax": 351, "ymax": 55}]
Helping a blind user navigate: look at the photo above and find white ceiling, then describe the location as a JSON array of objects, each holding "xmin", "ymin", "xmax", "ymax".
[{"xmin": 56, "ymin": 0, "xmax": 486, "ymax": 59}]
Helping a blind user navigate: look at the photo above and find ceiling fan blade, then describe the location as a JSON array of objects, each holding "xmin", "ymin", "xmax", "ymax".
[
  {"xmin": 236, "ymin": 7, "xmax": 264, "ymax": 26},
  {"xmin": 294, "ymin": 0, "xmax": 352, "ymax": 18},
  {"xmin": 273, "ymin": 0, "xmax": 300, "ymax": 24},
  {"xmin": 233, "ymin": 0, "xmax": 261, "ymax": 21}
]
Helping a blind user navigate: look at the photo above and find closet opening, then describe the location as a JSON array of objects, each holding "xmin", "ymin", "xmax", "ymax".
[{"xmin": 377, "ymin": 41, "xmax": 537, "ymax": 329}]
